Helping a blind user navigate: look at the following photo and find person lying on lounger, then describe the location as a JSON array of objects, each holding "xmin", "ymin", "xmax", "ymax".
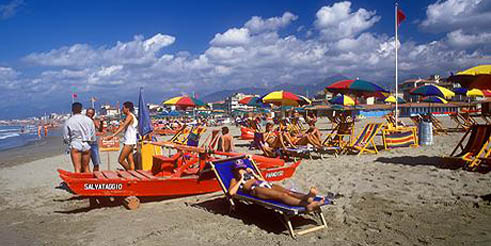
[{"xmin": 228, "ymin": 160, "xmax": 324, "ymax": 212}]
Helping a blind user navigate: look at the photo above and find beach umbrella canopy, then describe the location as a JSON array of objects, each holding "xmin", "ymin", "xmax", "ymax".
[
  {"xmin": 168, "ymin": 110, "xmax": 180, "ymax": 116},
  {"xmin": 325, "ymin": 79, "xmax": 389, "ymax": 98},
  {"xmin": 410, "ymin": 84, "xmax": 455, "ymax": 99},
  {"xmin": 448, "ymin": 65, "xmax": 491, "ymax": 89},
  {"xmin": 329, "ymin": 94, "xmax": 356, "ymax": 106},
  {"xmin": 239, "ymin": 96, "xmax": 270, "ymax": 108},
  {"xmin": 262, "ymin": 90, "xmax": 302, "ymax": 106},
  {"xmin": 453, "ymin": 88, "xmax": 485, "ymax": 97},
  {"xmin": 297, "ymin": 95, "xmax": 312, "ymax": 106},
  {"xmin": 422, "ymin": 96, "xmax": 448, "ymax": 104},
  {"xmin": 163, "ymin": 96, "xmax": 205, "ymax": 108},
  {"xmin": 137, "ymin": 88, "xmax": 153, "ymax": 137},
  {"xmin": 384, "ymin": 95, "xmax": 406, "ymax": 104}
]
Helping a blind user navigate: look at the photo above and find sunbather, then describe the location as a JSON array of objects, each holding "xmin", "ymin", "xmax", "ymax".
[{"xmin": 228, "ymin": 160, "xmax": 324, "ymax": 212}]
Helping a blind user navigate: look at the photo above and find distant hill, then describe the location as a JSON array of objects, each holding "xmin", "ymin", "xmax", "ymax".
[{"xmin": 200, "ymin": 74, "xmax": 348, "ymax": 102}]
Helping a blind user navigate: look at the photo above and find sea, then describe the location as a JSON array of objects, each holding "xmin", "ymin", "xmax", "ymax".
[{"xmin": 0, "ymin": 125, "xmax": 43, "ymax": 151}]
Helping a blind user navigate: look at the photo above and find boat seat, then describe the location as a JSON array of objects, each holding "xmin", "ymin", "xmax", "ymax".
[{"xmin": 152, "ymin": 153, "xmax": 182, "ymax": 175}]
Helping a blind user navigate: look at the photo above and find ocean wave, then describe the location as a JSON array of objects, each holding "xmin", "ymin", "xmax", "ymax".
[
  {"xmin": 0, "ymin": 128, "xmax": 20, "ymax": 133},
  {"xmin": 0, "ymin": 133, "xmax": 20, "ymax": 140}
]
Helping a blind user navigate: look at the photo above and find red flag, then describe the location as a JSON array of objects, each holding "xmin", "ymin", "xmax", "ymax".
[
  {"xmin": 72, "ymin": 93, "xmax": 78, "ymax": 98},
  {"xmin": 397, "ymin": 8, "xmax": 406, "ymax": 25}
]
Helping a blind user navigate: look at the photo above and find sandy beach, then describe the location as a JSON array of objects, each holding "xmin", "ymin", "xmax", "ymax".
[{"xmin": 1, "ymin": 117, "xmax": 491, "ymax": 246}]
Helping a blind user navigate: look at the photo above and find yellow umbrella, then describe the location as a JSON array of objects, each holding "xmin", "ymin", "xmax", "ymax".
[
  {"xmin": 384, "ymin": 95, "xmax": 406, "ymax": 104},
  {"xmin": 457, "ymin": 65, "xmax": 491, "ymax": 76},
  {"xmin": 262, "ymin": 90, "xmax": 301, "ymax": 106},
  {"xmin": 466, "ymin": 88, "xmax": 484, "ymax": 97}
]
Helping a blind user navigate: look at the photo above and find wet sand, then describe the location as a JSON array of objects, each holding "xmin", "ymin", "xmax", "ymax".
[{"xmin": 0, "ymin": 117, "xmax": 490, "ymax": 245}]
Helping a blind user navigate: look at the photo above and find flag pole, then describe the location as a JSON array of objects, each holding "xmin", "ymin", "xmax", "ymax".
[{"xmin": 395, "ymin": 2, "xmax": 399, "ymax": 128}]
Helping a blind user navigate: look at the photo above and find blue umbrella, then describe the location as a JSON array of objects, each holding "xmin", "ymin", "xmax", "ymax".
[
  {"xmin": 169, "ymin": 110, "xmax": 180, "ymax": 116},
  {"xmin": 138, "ymin": 87, "xmax": 154, "ymax": 137}
]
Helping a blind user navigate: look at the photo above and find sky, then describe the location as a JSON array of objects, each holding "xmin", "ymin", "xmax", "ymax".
[{"xmin": 0, "ymin": 0, "xmax": 490, "ymax": 119}]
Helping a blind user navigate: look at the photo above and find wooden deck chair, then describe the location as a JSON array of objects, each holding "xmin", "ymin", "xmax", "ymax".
[
  {"xmin": 210, "ymin": 156, "xmax": 331, "ymax": 239},
  {"xmin": 409, "ymin": 115, "xmax": 421, "ymax": 126},
  {"xmin": 449, "ymin": 113, "xmax": 470, "ymax": 132},
  {"xmin": 347, "ymin": 123, "xmax": 384, "ymax": 155},
  {"xmin": 382, "ymin": 127, "xmax": 418, "ymax": 150},
  {"xmin": 429, "ymin": 115, "xmax": 448, "ymax": 135},
  {"xmin": 448, "ymin": 124, "xmax": 491, "ymax": 169},
  {"xmin": 321, "ymin": 121, "xmax": 354, "ymax": 150}
]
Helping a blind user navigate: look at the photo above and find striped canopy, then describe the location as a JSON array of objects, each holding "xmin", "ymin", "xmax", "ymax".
[
  {"xmin": 329, "ymin": 94, "xmax": 355, "ymax": 106},
  {"xmin": 262, "ymin": 90, "xmax": 302, "ymax": 106},
  {"xmin": 422, "ymin": 96, "xmax": 448, "ymax": 104},
  {"xmin": 163, "ymin": 96, "xmax": 205, "ymax": 108},
  {"xmin": 239, "ymin": 96, "xmax": 270, "ymax": 108},
  {"xmin": 384, "ymin": 95, "xmax": 406, "ymax": 104},
  {"xmin": 410, "ymin": 84, "xmax": 455, "ymax": 99},
  {"xmin": 453, "ymin": 88, "xmax": 485, "ymax": 97},
  {"xmin": 325, "ymin": 79, "xmax": 389, "ymax": 98},
  {"xmin": 448, "ymin": 65, "xmax": 491, "ymax": 89},
  {"xmin": 297, "ymin": 95, "xmax": 312, "ymax": 106}
]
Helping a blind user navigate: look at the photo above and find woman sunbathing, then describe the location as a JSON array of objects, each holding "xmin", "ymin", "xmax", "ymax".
[{"xmin": 228, "ymin": 160, "xmax": 324, "ymax": 212}]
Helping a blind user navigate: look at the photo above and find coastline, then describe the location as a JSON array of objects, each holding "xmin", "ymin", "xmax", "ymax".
[{"xmin": 0, "ymin": 135, "xmax": 65, "ymax": 168}]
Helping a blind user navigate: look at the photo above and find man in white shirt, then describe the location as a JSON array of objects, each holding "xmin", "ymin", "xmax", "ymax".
[{"xmin": 63, "ymin": 102, "xmax": 96, "ymax": 173}]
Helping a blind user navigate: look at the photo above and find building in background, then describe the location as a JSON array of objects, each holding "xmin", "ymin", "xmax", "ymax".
[{"xmin": 224, "ymin": 93, "xmax": 257, "ymax": 112}]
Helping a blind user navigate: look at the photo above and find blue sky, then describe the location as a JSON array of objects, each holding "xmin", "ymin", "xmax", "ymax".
[{"xmin": 0, "ymin": 0, "xmax": 490, "ymax": 119}]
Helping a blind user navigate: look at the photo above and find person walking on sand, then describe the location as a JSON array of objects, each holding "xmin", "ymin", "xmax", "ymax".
[
  {"xmin": 105, "ymin": 101, "xmax": 138, "ymax": 170},
  {"xmin": 86, "ymin": 108, "xmax": 102, "ymax": 172},
  {"xmin": 219, "ymin": 126, "xmax": 234, "ymax": 152},
  {"xmin": 63, "ymin": 102, "xmax": 96, "ymax": 173}
]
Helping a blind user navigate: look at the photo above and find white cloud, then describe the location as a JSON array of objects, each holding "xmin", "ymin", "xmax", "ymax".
[
  {"xmin": 23, "ymin": 33, "xmax": 176, "ymax": 67},
  {"xmin": 421, "ymin": 0, "xmax": 491, "ymax": 32},
  {"xmin": 446, "ymin": 29, "xmax": 491, "ymax": 49},
  {"xmin": 245, "ymin": 12, "xmax": 298, "ymax": 34},
  {"xmin": 210, "ymin": 28, "xmax": 251, "ymax": 47},
  {"xmin": 0, "ymin": 0, "xmax": 23, "ymax": 19},
  {"xmin": 314, "ymin": 1, "xmax": 380, "ymax": 40}
]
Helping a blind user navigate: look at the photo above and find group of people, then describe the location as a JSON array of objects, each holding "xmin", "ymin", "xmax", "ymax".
[
  {"xmin": 242, "ymin": 111, "xmax": 324, "ymax": 157},
  {"xmin": 63, "ymin": 101, "xmax": 138, "ymax": 173}
]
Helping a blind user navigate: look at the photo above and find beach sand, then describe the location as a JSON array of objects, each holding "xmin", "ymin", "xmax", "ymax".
[{"xmin": 1, "ymin": 117, "xmax": 491, "ymax": 245}]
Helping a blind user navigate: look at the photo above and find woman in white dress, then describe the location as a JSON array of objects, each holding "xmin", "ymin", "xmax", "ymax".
[{"xmin": 106, "ymin": 101, "xmax": 138, "ymax": 170}]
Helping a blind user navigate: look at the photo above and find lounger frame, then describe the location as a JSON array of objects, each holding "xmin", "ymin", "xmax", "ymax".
[{"xmin": 210, "ymin": 155, "xmax": 329, "ymax": 239}]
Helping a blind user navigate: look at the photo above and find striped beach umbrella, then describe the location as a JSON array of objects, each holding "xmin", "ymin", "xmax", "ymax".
[
  {"xmin": 297, "ymin": 95, "xmax": 312, "ymax": 106},
  {"xmin": 384, "ymin": 95, "xmax": 406, "ymax": 104},
  {"xmin": 163, "ymin": 96, "xmax": 205, "ymax": 108},
  {"xmin": 422, "ymin": 96, "xmax": 448, "ymax": 104},
  {"xmin": 329, "ymin": 94, "xmax": 356, "ymax": 106},
  {"xmin": 325, "ymin": 79, "xmax": 389, "ymax": 98},
  {"xmin": 239, "ymin": 96, "xmax": 270, "ymax": 108},
  {"xmin": 453, "ymin": 88, "xmax": 485, "ymax": 97},
  {"xmin": 262, "ymin": 90, "xmax": 302, "ymax": 106},
  {"xmin": 448, "ymin": 65, "xmax": 491, "ymax": 89},
  {"xmin": 410, "ymin": 84, "xmax": 455, "ymax": 99}
]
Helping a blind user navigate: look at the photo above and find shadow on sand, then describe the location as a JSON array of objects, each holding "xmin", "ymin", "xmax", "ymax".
[
  {"xmin": 53, "ymin": 195, "xmax": 195, "ymax": 214},
  {"xmin": 192, "ymin": 197, "xmax": 316, "ymax": 236},
  {"xmin": 375, "ymin": 155, "xmax": 490, "ymax": 173}
]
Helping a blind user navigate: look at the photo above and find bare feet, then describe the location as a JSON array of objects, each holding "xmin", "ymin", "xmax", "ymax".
[
  {"xmin": 304, "ymin": 186, "xmax": 318, "ymax": 202},
  {"xmin": 306, "ymin": 197, "xmax": 325, "ymax": 212}
]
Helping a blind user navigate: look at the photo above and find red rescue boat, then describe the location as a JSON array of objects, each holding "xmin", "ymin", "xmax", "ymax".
[{"xmin": 58, "ymin": 145, "xmax": 300, "ymax": 197}]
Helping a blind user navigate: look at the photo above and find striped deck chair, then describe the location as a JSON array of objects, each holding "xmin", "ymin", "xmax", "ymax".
[
  {"xmin": 449, "ymin": 113, "xmax": 471, "ymax": 132},
  {"xmin": 184, "ymin": 126, "xmax": 207, "ymax": 147},
  {"xmin": 429, "ymin": 115, "xmax": 448, "ymax": 135},
  {"xmin": 210, "ymin": 156, "xmax": 331, "ymax": 239},
  {"xmin": 347, "ymin": 123, "xmax": 384, "ymax": 155},
  {"xmin": 448, "ymin": 124, "xmax": 491, "ymax": 169},
  {"xmin": 382, "ymin": 127, "xmax": 418, "ymax": 150}
]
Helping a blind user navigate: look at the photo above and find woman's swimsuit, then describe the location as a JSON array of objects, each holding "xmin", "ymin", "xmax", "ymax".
[{"xmin": 239, "ymin": 172, "xmax": 272, "ymax": 192}]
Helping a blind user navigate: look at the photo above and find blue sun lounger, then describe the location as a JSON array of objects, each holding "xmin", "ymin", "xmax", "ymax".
[{"xmin": 210, "ymin": 155, "xmax": 331, "ymax": 238}]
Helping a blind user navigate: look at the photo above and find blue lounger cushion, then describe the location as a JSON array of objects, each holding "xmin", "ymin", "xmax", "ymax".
[{"xmin": 212, "ymin": 156, "xmax": 331, "ymax": 215}]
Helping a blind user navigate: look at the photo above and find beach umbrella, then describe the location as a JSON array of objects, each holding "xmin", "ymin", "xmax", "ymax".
[
  {"xmin": 410, "ymin": 84, "xmax": 455, "ymax": 99},
  {"xmin": 422, "ymin": 96, "xmax": 448, "ymax": 104},
  {"xmin": 239, "ymin": 96, "xmax": 270, "ymax": 108},
  {"xmin": 448, "ymin": 65, "xmax": 491, "ymax": 89},
  {"xmin": 262, "ymin": 90, "xmax": 302, "ymax": 106},
  {"xmin": 163, "ymin": 96, "xmax": 205, "ymax": 108},
  {"xmin": 137, "ymin": 87, "xmax": 153, "ymax": 137},
  {"xmin": 325, "ymin": 79, "xmax": 389, "ymax": 98},
  {"xmin": 453, "ymin": 88, "xmax": 485, "ymax": 97},
  {"xmin": 169, "ymin": 110, "xmax": 180, "ymax": 116},
  {"xmin": 329, "ymin": 94, "xmax": 356, "ymax": 106},
  {"xmin": 297, "ymin": 95, "xmax": 312, "ymax": 106},
  {"xmin": 384, "ymin": 95, "xmax": 406, "ymax": 104}
]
